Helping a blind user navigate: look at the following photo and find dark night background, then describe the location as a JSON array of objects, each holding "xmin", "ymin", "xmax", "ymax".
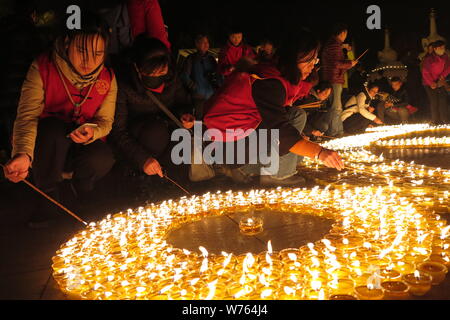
[{"xmin": 0, "ymin": 0, "xmax": 449, "ymax": 70}]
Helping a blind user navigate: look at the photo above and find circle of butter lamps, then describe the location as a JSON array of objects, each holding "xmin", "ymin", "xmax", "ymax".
[{"xmin": 52, "ymin": 124, "xmax": 450, "ymax": 300}]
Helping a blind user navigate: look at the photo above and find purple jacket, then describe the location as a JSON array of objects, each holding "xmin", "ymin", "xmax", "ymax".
[{"xmin": 422, "ymin": 53, "xmax": 450, "ymax": 87}]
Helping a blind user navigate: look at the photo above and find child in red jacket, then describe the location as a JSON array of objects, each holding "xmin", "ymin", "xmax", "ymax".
[{"xmin": 218, "ymin": 28, "xmax": 256, "ymax": 77}]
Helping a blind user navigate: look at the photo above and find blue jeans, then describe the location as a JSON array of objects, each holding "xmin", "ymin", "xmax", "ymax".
[
  {"xmin": 241, "ymin": 107, "xmax": 307, "ymax": 179},
  {"xmin": 327, "ymin": 83, "xmax": 344, "ymax": 137}
]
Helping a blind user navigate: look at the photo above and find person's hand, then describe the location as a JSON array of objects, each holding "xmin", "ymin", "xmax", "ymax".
[
  {"xmin": 311, "ymin": 130, "xmax": 323, "ymax": 137},
  {"xmin": 143, "ymin": 157, "xmax": 163, "ymax": 177},
  {"xmin": 430, "ymin": 82, "xmax": 437, "ymax": 89},
  {"xmin": 318, "ymin": 148, "xmax": 345, "ymax": 171},
  {"xmin": 373, "ymin": 117, "xmax": 384, "ymax": 125},
  {"xmin": 342, "ymin": 44, "xmax": 352, "ymax": 51},
  {"xmin": 385, "ymin": 102, "xmax": 394, "ymax": 108},
  {"xmin": 351, "ymin": 60, "xmax": 358, "ymax": 68},
  {"xmin": 70, "ymin": 126, "xmax": 94, "ymax": 144},
  {"xmin": 437, "ymin": 78, "xmax": 447, "ymax": 88},
  {"xmin": 3, "ymin": 153, "xmax": 31, "ymax": 183},
  {"xmin": 368, "ymin": 106, "xmax": 375, "ymax": 113},
  {"xmin": 181, "ymin": 114, "xmax": 195, "ymax": 129}
]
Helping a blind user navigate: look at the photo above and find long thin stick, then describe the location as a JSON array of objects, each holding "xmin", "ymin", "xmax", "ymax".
[
  {"xmin": 1, "ymin": 164, "xmax": 87, "ymax": 225},
  {"xmin": 164, "ymin": 174, "xmax": 191, "ymax": 195},
  {"xmin": 355, "ymin": 49, "xmax": 369, "ymax": 62},
  {"xmin": 296, "ymin": 101, "xmax": 323, "ymax": 109},
  {"xmin": 345, "ymin": 164, "xmax": 388, "ymax": 180}
]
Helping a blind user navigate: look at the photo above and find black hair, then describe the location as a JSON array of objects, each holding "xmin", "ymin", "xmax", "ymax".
[
  {"xmin": 227, "ymin": 24, "xmax": 244, "ymax": 36},
  {"xmin": 315, "ymin": 81, "xmax": 332, "ymax": 92},
  {"xmin": 276, "ymin": 29, "xmax": 320, "ymax": 85},
  {"xmin": 331, "ymin": 23, "xmax": 348, "ymax": 37},
  {"xmin": 194, "ymin": 34, "xmax": 210, "ymax": 43},
  {"xmin": 259, "ymin": 39, "xmax": 274, "ymax": 46},
  {"xmin": 367, "ymin": 82, "xmax": 379, "ymax": 90},
  {"xmin": 132, "ymin": 35, "xmax": 171, "ymax": 75},
  {"xmin": 431, "ymin": 40, "xmax": 446, "ymax": 48},
  {"xmin": 390, "ymin": 76, "xmax": 403, "ymax": 83},
  {"xmin": 54, "ymin": 11, "xmax": 110, "ymax": 75}
]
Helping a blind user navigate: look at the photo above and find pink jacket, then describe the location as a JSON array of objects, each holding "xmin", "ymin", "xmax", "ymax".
[{"xmin": 422, "ymin": 53, "xmax": 450, "ymax": 87}]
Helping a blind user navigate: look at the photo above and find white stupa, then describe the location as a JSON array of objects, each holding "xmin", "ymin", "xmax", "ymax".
[
  {"xmin": 419, "ymin": 8, "xmax": 446, "ymax": 61},
  {"xmin": 369, "ymin": 28, "xmax": 408, "ymax": 83}
]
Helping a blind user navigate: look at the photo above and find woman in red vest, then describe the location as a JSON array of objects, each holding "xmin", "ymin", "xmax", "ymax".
[
  {"xmin": 3, "ymin": 13, "xmax": 117, "ymax": 227},
  {"xmin": 204, "ymin": 30, "xmax": 344, "ymax": 186}
]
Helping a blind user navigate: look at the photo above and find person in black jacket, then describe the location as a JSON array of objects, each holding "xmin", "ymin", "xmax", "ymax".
[
  {"xmin": 376, "ymin": 77, "xmax": 412, "ymax": 124},
  {"xmin": 109, "ymin": 37, "xmax": 194, "ymax": 178},
  {"xmin": 299, "ymin": 81, "xmax": 334, "ymax": 141}
]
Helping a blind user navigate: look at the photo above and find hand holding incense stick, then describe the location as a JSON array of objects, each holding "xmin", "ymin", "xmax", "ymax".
[{"xmin": 1, "ymin": 163, "xmax": 87, "ymax": 225}]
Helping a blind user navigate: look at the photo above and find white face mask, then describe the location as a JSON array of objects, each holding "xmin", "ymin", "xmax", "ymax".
[{"xmin": 435, "ymin": 48, "xmax": 446, "ymax": 56}]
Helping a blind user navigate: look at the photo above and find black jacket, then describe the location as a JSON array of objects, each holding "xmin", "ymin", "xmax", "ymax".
[
  {"xmin": 388, "ymin": 87, "xmax": 410, "ymax": 109},
  {"xmin": 109, "ymin": 63, "xmax": 191, "ymax": 170}
]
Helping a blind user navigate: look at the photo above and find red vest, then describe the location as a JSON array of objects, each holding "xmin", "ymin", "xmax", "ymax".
[
  {"xmin": 37, "ymin": 53, "xmax": 114, "ymax": 125},
  {"xmin": 203, "ymin": 64, "xmax": 312, "ymax": 141}
]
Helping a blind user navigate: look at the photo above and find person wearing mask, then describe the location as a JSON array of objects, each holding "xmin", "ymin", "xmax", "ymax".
[
  {"xmin": 109, "ymin": 37, "xmax": 193, "ymax": 181},
  {"xmin": 422, "ymin": 40, "xmax": 450, "ymax": 124}
]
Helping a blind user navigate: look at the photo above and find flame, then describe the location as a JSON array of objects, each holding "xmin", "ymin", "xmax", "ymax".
[
  {"xmin": 267, "ymin": 241, "xmax": 273, "ymax": 254},
  {"xmin": 205, "ymin": 280, "xmax": 218, "ymax": 300},
  {"xmin": 199, "ymin": 246, "xmax": 209, "ymax": 257},
  {"xmin": 200, "ymin": 258, "xmax": 208, "ymax": 273},
  {"xmin": 318, "ymin": 289, "xmax": 325, "ymax": 300},
  {"xmin": 265, "ymin": 252, "xmax": 273, "ymax": 265},
  {"xmin": 414, "ymin": 270, "xmax": 420, "ymax": 278},
  {"xmin": 311, "ymin": 280, "xmax": 322, "ymax": 290},
  {"xmin": 284, "ymin": 286, "xmax": 295, "ymax": 295},
  {"xmin": 234, "ymin": 289, "xmax": 246, "ymax": 299},
  {"xmin": 288, "ymin": 253, "xmax": 297, "ymax": 261},
  {"xmin": 441, "ymin": 226, "xmax": 450, "ymax": 239},
  {"xmin": 261, "ymin": 288, "xmax": 273, "ymax": 298},
  {"xmin": 160, "ymin": 284, "xmax": 174, "ymax": 294}
]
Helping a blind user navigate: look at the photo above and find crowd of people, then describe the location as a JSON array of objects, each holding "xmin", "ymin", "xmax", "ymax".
[{"xmin": 1, "ymin": 0, "xmax": 449, "ymax": 227}]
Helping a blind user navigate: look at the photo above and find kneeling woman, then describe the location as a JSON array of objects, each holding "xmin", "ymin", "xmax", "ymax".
[
  {"xmin": 204, "ymin": 30, "xmax": 344, "ymax": 187},
  {"xmin": 109, "ymin": 37, "xmax": 193, "ymax": 178},
  {"xmin": 3, "ymin": 14, "xmax": 117, "ymax": 223}
]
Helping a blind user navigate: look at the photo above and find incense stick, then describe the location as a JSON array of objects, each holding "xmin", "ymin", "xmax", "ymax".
[
  {"xmin": 164, "ymin": 174, "xmax": 191, "ymax": 195},
  {"xmin": 1, "ymin": 164, "xmax": 87, "ymax": 225},
  {"xmin": 355, "ymin": 49, "xmax": 369, "ymax": 62}
]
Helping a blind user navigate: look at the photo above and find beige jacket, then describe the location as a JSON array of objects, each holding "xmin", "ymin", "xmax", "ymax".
[{"xmin": 12, "ymin": 59, "xmax": 117, "ymax": 162}]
